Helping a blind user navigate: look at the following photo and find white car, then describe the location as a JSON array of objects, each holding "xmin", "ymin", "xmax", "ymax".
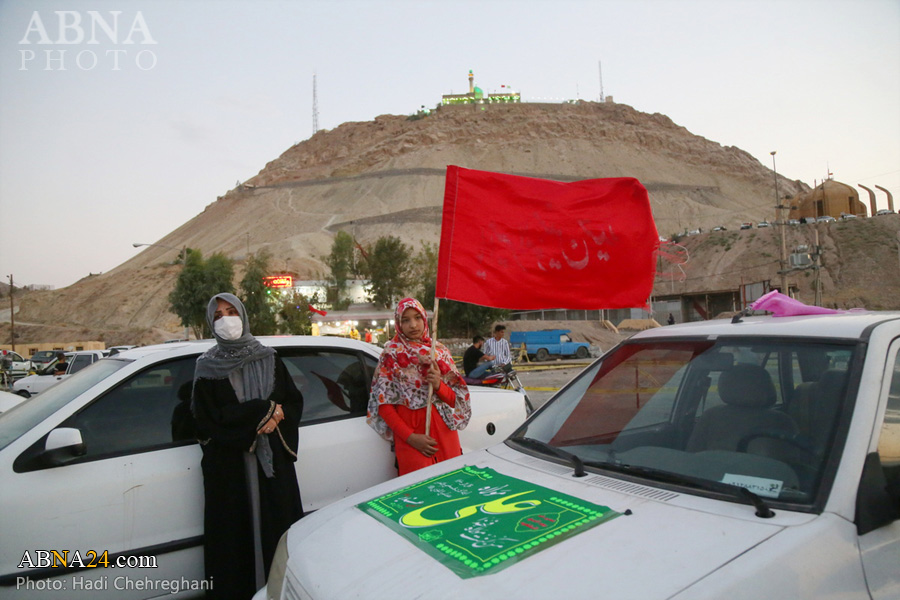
[
  {"xmin": 0, "ymin": 351, "xmax": 33, "ymax": 380},
  {"xmin": 0, "ymin": 391, "xmax": 25, "ymax": 414},
  {"xmin": 12, "ymin": 350, "xmax": 106, "ymax": 398},
  {"xmin": 0, "ymin": 336, "xmax": 527, "ymax": 598},
  {"xmin": 257, "ymin": 312, "xmax": 900, "ymax": 600}
]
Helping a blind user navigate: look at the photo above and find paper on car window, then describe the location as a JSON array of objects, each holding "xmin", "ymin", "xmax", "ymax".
[
  {"xmin": 721, "ymin": 474, "xmax": 783, "ymax": 499},
  {"xmin": 357, "ymin": 465, "xmax": 620, "ymax": 579}
]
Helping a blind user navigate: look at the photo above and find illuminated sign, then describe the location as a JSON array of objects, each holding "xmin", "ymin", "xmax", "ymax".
[{"xmin": 263, "ymin": 275, "xmax": 293, "ymax": 289}]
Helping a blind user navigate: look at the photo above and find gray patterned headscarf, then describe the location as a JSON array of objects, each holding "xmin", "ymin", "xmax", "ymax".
[{"xmin": 193, "ymin": 292, "xmax": 277, "ymax": 476}]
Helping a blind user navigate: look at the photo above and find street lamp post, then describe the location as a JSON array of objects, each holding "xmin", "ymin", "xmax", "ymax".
[
  {"xmin": 6, "ymin": 274, "xmax": 14, "ymax": 352},
  {"xmin": 771, "ymin": 151, "xmax": 789, "ymax": 295}
]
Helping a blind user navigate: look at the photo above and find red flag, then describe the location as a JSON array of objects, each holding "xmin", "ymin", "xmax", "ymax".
[
  {"xmin": 308, "ymin": 304, "xmax": 327, "ymax": 316},
  {"xmin": 436, "ymin": 166, "xmax": 658, "ymax": 310}
]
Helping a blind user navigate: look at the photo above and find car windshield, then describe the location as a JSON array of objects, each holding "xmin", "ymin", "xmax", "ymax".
[
  {"xmin": 0, "ymin": 358, "xmax": 129, "ymax": 451},
  {"xmin": 510, "ymin": 337, "xmax": 857, "ymax": 509}
]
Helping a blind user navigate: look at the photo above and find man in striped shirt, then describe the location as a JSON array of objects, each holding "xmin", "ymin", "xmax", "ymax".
[{"xmin": 482, "ymin": 324, "xmax": 512, "ymax": 368}]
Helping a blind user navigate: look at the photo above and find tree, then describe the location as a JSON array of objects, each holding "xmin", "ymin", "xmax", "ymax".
[
  {"xmin": 411, "ymin": 242, "xmax": 439, "ymax": 310},
  {"xmin": 240, "ymin": 250, "xmax": 277, "ymax": 335},
  {"xmin": 323, "ymin": 231, "xmax": 359, "ymax": 310},
  {"xmin": 168, "ymin": 249, "xmax": 235, "ymax": 339},
  {"xmin": 437, "ymin": 300, "xmax": 508, "ymax": 339},
  {"xmin": 366, "ymin": 236, "xmax": 412, "ymax": 309},
  {"xmin": 404, "ymin": 242, "xmax": 505, "ymax": 337},
  {"xmin": 277, "ymin": 290, "xmax": 312, "ymax": 335}
]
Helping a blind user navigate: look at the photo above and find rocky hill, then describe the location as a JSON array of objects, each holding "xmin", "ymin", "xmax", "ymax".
[{"xmin": 9, "ymin": 100, "xmax": 896, "ymax": 346}]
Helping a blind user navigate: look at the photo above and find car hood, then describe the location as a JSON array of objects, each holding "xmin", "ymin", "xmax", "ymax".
[{"xmin": 279, "ymin": 445, "xmax": 795, "ymax": 600}]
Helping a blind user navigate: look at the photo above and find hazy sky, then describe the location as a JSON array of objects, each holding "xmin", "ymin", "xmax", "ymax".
[{"xmin": 1, "ymin": 0, "xmax": 898, "ymax": 289}]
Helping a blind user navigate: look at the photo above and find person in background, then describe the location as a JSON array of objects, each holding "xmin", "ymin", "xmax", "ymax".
[
  {"xmin": 367, "ymin": 297, "xmax": 471, "ymax": 475},
  {"xmin": 364, "ymin": 328, "xmax": 373, "ymax": 344},
  {"xmin": 463, "ymin": 335, "xmax": 496, "ymax": 379},
  {"xmin": 667, "ymin": 313, "xmax": 676, "ymax": 325},
  {"xmin": 53, "ymin": 352, "xmax": 68, "ymax": 374},
  {"xmin": 191, "ymin": 293, "xmax": 303, "ymax": 599},
  {"xmin": 482, "ymin": 324, "xmax": 512, "ymax": 367}
]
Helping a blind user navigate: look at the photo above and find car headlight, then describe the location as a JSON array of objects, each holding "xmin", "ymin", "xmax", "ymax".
[{"xmin": 265, "ymin": 530, "xmax": 290, "ymax": 600}]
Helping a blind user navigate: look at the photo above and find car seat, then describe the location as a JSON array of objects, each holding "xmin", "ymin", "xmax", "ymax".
[{"xmin": 687, "ymin": 364, "xmax": 798, "ymax": 452}]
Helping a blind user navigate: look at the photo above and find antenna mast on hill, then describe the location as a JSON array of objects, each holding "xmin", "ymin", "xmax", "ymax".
[
  {"xmin": 598, "ymin": 60, "xmax": 605, "ymax": 102},
  {"xmin": 312, "ymin": 73, "xmax": 319, "ymax": 135}
]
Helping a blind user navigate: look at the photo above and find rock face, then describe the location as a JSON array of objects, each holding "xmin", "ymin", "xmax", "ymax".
[{"xmin": 14, "ymin": 100, "xmax": 896, "ymax": 345}]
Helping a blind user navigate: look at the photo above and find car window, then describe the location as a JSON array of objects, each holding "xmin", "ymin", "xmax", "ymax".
[
  {"xmin": 69, "ymin": 354, "xmax": 94, "ymax": 374},
  {"xmin": 280, "ymin": 349, "xmax": 376, "ymax": 424},
  {"xmin": 1, "ymin": 359, "xmax": 129, "ymax": 453},
  {"xmin": 515, "ymin": 337, "xmax": 858, "ymax": 508},
  {"xmin": 878, "ymin": 350, "xmax": 900, "ymax": 469},
  {"xmin": 59, "ymin": 356, "xmax": 198, "ymax": 460}
]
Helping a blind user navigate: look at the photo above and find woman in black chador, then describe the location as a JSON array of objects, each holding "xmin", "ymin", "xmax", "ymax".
[{"xmin": 192, "ymin": 292, "xmax": 303, "ymax": 598}]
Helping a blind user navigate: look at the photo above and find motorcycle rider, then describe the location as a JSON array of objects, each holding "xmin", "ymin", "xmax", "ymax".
[{"xmin": 463, "ymin": 336, "xmax": 496, "ymax": 379}]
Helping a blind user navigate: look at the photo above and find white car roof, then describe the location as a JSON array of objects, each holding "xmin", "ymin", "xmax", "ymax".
[
  {"xmin": 114, "ymin": 335, "xmax": 381, "ymax": 361},
  {"xmin": 634, "ymin": 311, "xmax": 900, "ymax": 342}
]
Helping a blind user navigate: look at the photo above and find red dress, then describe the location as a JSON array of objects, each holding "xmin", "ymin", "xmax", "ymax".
[{"xmin": 378, "ymin": 382, "xmax": 462, "ymax": 475}]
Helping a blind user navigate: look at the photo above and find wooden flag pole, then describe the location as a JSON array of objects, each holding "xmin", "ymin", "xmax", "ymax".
[{"xmin": 424, "ymin": 297, "xmax": 441, "ymax": 436}]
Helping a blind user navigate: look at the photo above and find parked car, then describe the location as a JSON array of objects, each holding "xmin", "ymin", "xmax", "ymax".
[
  {"xmin": 0, "ymin": 390, "xmax": 25, "ymax": 414},
  {"xmin": 876, "ymin": 209, "xmax": 896, "ymax": 216},
  {"xmin": 740, "ymin": 222, "xmax": 753, "ymax": 230},
  {"xmin": 0, "ymin": 336, "xmax": 527, "ymax": 597},
  {"xmin": 257, "ymin": 312, "xmax": 900, "ymax": 600},
  {"xmin": 787, "ymin": 218, "xmax": 801, "ymax": 226},
  {"xmin": 510, "ymin": 329, "xmax": 593, "ymax": 361},
  {"xmin": 0, "ymin": 350, "xmax": 32, "ymax": 380},
  {"xmin": 840, "ymin": 213, "xmax": 858, "ymax": 220},
  {"xmin": 12, "ymin": 350, "xmax": 106, "ymax": 398},
  {"xmin": 757, "ymin": 220, "xmax": 771, "ymax": 228},
  {"xmin": 106, "ymin": 345, "xmax": 137, "ymax": 356},
  {"xmin": 27, "ymin": 350, "xmax": 59, "ymax": 370},
  {"xmin": 817, "ymin": 215, "xmax": 836, "ymax": 223},
  {"xmin": 711, "ymin": 225, "xmax": 726, "ymax": 231}
]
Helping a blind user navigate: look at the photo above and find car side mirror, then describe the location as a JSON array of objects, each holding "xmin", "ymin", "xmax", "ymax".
[{"xmin": 42, "ymin": 427, "xmax": 86, "ymax": 466}]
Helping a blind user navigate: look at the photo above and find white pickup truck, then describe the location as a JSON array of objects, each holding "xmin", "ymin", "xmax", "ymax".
[
  {"xmin": 12, "ymin": 350, "xmax": 106, "ymax": 398},
  {"xmin": 257, "ymin": 312, "xmax": 900, "ymax": 600}
]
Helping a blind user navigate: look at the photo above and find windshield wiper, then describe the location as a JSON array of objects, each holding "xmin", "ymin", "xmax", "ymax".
[
  {"xmin": 508, "ymin": 436, "xmax": 586, "ymax": 477},
  {"xmin": 584, "ymin": 462, "xmax": 775, "ymax": 518}
]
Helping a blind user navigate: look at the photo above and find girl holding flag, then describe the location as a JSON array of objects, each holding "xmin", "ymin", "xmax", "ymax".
[{"xmin": 367, "ymin": 297, "xmax": 471, "ymax": 475}]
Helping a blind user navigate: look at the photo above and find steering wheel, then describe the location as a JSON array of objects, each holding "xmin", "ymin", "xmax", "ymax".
[
  {"xmin": 737, "ymin": 431, "xmax": 820, "ymax": 489},
  {"xmin": 736, "ymin": 431, "xmax": 815, "ymax": 454}
]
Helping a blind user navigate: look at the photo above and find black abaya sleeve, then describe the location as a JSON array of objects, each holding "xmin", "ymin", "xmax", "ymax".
[{"xmin": 192, "ymin": 377, "xmax": 274, "ymax": 450}]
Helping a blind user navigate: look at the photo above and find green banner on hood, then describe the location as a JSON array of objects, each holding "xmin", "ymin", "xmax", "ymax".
[{"xmin": 357, "ymin": 465, "xmax": 620, "ymax": 579}]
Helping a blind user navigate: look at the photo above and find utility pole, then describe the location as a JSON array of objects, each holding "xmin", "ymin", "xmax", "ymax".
[
  {"xmin": 598, "ymin": 61, "xmax": 604, "ymax": 102},
  {"xmin": 312, "ymin": 73, "xmax": 319, "ymax": 135},
  {"xmin": 6, "ymin": 274, "xmax": 14, "ymax": 352},
  {"xmin": 771, "ymin": 151, "xmax": 789, "ymax": 294},
  {"xmin": 814, "ymin": 228, "xmax": 823, "ymax": 306}
]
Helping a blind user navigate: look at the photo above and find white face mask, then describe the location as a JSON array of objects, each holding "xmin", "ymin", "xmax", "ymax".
[{"xmin": 214, "ymin": 316, "xmax": 244, "ymax": 341}]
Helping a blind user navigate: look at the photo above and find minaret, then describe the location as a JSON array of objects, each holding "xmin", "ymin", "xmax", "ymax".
[{"xmin": 468, "ymin": 70, "xmax": 474, "ymax": 94}]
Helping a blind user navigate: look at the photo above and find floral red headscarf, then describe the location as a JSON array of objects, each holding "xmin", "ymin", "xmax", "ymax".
[{"xmin": 367, "ymin": 298, "xmax": 470, "ymax": 441}]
